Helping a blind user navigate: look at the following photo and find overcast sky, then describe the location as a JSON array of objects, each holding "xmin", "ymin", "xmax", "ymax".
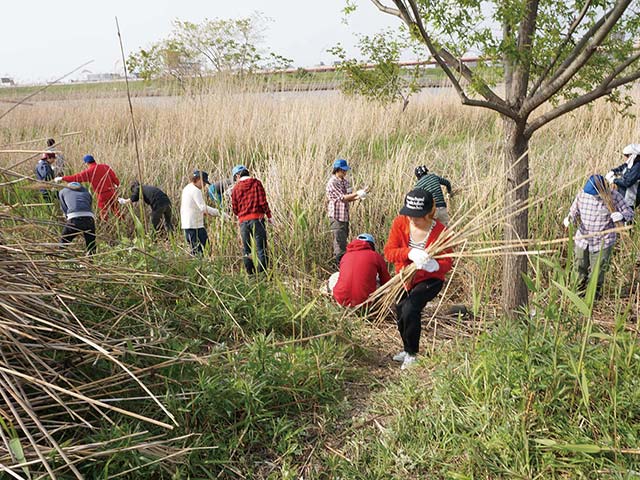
[{"xmin": 1, "ymin": 0, "xmax": 402, "ymax": 84}]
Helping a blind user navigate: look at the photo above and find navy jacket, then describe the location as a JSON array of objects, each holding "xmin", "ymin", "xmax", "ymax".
[{"xmin": 613, "ymin": 159, "xmax": 640, "ymax": 196}]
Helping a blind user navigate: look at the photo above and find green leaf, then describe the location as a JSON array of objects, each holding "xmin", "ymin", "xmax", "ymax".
[{"xmin": 552, "ymin": 280, "xmax": 592, "ymax": 317}]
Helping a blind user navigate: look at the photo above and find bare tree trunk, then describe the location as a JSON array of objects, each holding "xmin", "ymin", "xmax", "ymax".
[{"xmin": 502, "ymin": 118, "xmax": 530, "ymax": 313}]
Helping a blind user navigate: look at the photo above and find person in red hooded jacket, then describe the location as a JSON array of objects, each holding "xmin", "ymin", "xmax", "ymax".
[
  {"xmin": 384, "ymin": 189, "xmax": 453, "ymax": 370},
  {"xmin": 331, "ymin": 233, "xmax": 390, "ymax": 307},
  {"xmin": 55, "ymin": 154, "xmax": 121, "ymax": 220}
]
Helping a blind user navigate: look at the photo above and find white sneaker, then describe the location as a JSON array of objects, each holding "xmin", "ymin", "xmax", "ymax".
[
  {"xmin": 401, "ymin": 354, "xmax": 417, "ymax": 370},
  {"xmin": 392, "ymin": 351, "xmax": 407, "ymax": 362}
]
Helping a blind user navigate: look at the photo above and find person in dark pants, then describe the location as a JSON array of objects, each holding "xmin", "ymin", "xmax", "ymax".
[
  {"xmin": 384, "ymin": 189, "xmax": 453, "ymax": 370},
  {"xmin": 58, "ymin": 182, "xmax": 96, "ymax": 255},
  {"xmin": 119, "ymin": 181, "xmax": 173, "ymax": 233},
  {"xmin": 230, "ymin": 165, "xmax": 272, "ymax": 274}
]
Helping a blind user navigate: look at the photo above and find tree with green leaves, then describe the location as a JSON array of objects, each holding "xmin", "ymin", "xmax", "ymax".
[{"xmin": 360, "ymin": 0, "xmax": 640, "ymax": 312}]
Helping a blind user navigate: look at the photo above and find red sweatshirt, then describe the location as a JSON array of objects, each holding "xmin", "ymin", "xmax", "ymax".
[
  {"xmin": 62, "ymin": 163, "xmax": 120, "ymax": 197},
  {"xmin": 383, "ymin": 215, "xmax": 453, "ymax": 290},
  {"xmin": 231, "ymin": 177, "xmax": 272, "ymax": 223},
  {"xmin": 333, "ymin": 239, "xmax": 391, "ymax": 307}
]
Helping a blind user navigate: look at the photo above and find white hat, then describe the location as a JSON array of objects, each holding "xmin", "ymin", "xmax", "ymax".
[{"xmin": 622, "ymin": 144, "xmax": 640, "ymax": 156}]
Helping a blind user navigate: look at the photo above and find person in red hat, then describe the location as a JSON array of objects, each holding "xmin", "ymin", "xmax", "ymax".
[{"xmin": 55, "ymin": 154, "xmax": 121, "ymax": 220}]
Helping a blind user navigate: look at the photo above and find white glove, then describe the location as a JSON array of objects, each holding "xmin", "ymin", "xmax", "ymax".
[
  {"xmin": 605, "ymin": 171, "xmax": 616, "ymax": 184},
  {"xmin": 563, "ymin": 216, "xmax": 570, "ymax": 228},
  {"xmin": 408, "ymin": 248, "xmax": 430, "ymax": 267},
  {"xmin": 53, "ymin": 177, "xmax": 63, "ymax": 183},
  {"xmin": 356, "ymin": 189, "xmax": 368, "ymax": 200},
  {"xmin": 117, "ymin": 197, "xmax": 128, "ymax": 205},
  {"xmin": 611, "ymin": 211, "xmax": 624, "ymax": 223},
  {"xmin": 421, "ymin": 258, "xmax": 440, "ymax": 272}
]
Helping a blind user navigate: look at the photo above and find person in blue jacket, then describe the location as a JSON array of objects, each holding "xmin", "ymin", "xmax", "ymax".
[
  {"xmin": 606, "ymin": 144, "xmax": 640, "ymax": 208},
  {"xmin": 34, "ymin": 153, "xmax": 55, "ymax": 200}
]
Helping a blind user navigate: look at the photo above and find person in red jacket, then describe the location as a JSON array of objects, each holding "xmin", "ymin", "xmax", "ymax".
[
  {"xmin": 332, "ymin": 233, "xmax": 391, "ymax": 307},
  {"xmin": 384, "ymin": 189, "xmax": 453, "ymax": 370},
  {"xmin": 55, "ymin": 154, "xmax": 121, "ymax": 220},
  {"xmin": 230, "ymin": 164, "xmax": 272, "ymax": 274}
]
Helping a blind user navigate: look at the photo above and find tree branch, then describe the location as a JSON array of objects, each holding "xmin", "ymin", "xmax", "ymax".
[
  {"xmin": 528, "ymin": 0, "xmax": 593, "ymax": 97},
  {"xmin": 370, "ymin": 0, "xmax": 403, "ymax": 18},
  {"xmin": 525, "ymin": 64, "xmax": 640, "ymax": 135},
  {"xmin": 522, "ymin": 0, "xmax": 632, "ymax": 115}
]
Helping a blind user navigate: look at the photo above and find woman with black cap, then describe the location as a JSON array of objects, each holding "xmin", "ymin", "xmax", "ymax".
[{"xmin": 384, "ymin": 189, "xmax": 453, "ymax": 370}]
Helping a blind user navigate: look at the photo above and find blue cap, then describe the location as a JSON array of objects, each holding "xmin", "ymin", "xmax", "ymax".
[
  {"xmin": 67, "ymin": 182, "xmax": 82, "ymax": 190},
  {"xmin": 584, "ymin": 174, "xmax": 604, "ymax": 196},
  {"xmin": 232, "ymin": 165, "xmax": 247, "ymax": 177},
  {"xmin": 83, "ymin": 154, "xmax": 95, "ymax": 163},
  {"xmin": 333, "ymin": 159, "xmax": 350, "ymax": 171},
  {"xmin": 357, "ymin": 233, "xmax": 375, "ymax": 244}
]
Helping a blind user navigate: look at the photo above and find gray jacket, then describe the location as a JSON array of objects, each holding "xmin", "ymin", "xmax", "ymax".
[{"xmin": 59, "ymin": 185, "xmax": 94, "ymax": 219}]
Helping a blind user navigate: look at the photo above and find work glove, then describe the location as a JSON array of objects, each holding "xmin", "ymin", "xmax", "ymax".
[
  {"xmin": 408, "ymin": 248, "xmax": 430, "ymax": 267},
  {"xmin": 421, "ymin": 258, "xmax": 440, "ymax": 272},
  {"xmin": 563, "ymin": 216, "xmax": 570, "ymax": 228},
  {"xmin": 117, "ymin": 197, "xmax": 128, "ymax": 205},
  {"xmin": 605, "ymin": 171, "xmax": 616, "ymax": 184},
  {"xmin": 356, "ymin": 189, "xmax": 368, "ymax": 200},
  {"xmin": 611, "ymin": 211, "xmax": 624, "ymax": 223},
  {"xmin": 53, "ymin": 177, "xmax": 63, "ymax": 183}
]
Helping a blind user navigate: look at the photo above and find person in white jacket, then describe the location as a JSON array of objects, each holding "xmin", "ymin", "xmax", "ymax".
[{"xmin": 180, "ymin": 170, "xmax": 224, "ymax": 255}]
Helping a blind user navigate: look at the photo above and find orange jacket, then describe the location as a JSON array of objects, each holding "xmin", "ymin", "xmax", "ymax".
[{"xmin": 383, "ymin": 215, "xmax": 453, "ymax": 289}]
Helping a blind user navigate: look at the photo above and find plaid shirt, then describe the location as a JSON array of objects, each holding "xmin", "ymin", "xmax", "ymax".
[
  {"xmin": 326, "ymin": 176, "xmax": 352, "ymax": 222},
  {"xmin": 568, "ymin": 190, "xmax": 633, "ymax": 251},
  {"xmin": 231, "ymin": 177, "xmax": 272, "ymax": 223}
]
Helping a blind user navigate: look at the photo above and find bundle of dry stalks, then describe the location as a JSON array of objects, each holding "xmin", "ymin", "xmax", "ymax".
[{"xmin": 0, "ymin": 219, "xmax": 201, "ymax": 479}]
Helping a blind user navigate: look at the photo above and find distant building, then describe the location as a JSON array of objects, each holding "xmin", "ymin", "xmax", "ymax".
[
  {"xmin": 0, "ymin": 77, "xmax": 15, "ymax": 87},
  {"xmin": 84, "ymin": 73, "xmax": 123, "ymax": 82}
]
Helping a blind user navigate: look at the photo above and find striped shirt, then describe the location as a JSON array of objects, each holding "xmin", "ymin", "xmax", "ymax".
[
  {"xmin": 415, "ymin": 173, "xmax": 452, "ymax": 208},
  {"xmin": 326, "ymin": 175, "xmax": 352, "ymax": 222},
  {"xmin": 408, "ymin": 220, "xmax": 434, "ymax": 250},
  {"xmin": 568, "ymin": 190, "xmax": 633, "ymax": 251}
]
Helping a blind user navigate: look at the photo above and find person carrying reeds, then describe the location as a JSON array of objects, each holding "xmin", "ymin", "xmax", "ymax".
[
  {"xmin": 118, "ymin": 181, "xmax": 174, "ymax": 233},
  {"xmin": 605, "ymin": 144, "xmax": 640, "ymax": 208},
  {"xmin": 58, "ymin": 182, "xmax": 96, "ymax": 255},
  {"xmin": 563, "ymin": 174, "xmax": 633, "ymax": 297},
  {"xmin": 326, "ymin": 159, "xmax": 368, "ymax": 265},
  {"xmin": 230, "ymin": 165, "xmax": 272, "ymax": 274},
  {"xmin": 329, "ymin": 233, "xmax": 391, "ymax": 307},
  {"xmin": 180, "ymin": 170, "xmax": 225, "ymax": 256},
  {"xmin": 34, "ymin": 153, "xmax": 55, "ymax": 201},
  {"xmin": 384, "ymin": 189, "xmax": 453, "ymax": 370},
  {"xmin": 55, "ymin": 154, "xmax": 122, "ymax": 220},
  {"xmin": 414, "ymin": 165, "xmax": 453, "ymax": 226}
]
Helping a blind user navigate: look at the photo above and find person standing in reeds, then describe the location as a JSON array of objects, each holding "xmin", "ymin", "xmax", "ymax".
[
  {"xmin": 330, "ymin": 233, "xmax": 391, "ymax": 307},
  {"xmin": 55, "ymin": 154, "xmax": 121, "ymax": 220},
  {"xmin": 58, "ymin": 182, "xmax": 96, "ymax": 255},
  {"xmin": 326, "ymin": 159, "xmax": 368, "ymax": 265},
  {"xmin": 414, "ymin": 165, "xmax": 453, "ymax": 226},
  {"xmin": 563, "ymin": 174, "xmax": 633, "ymax": 297},
  {"xmin": 605, "ymin": 144, "xmax": 640, "ymax": 208},
  {"xmin": 34, "ymin": 153, "xmax": 55, "ymax": 201},
  {"xmin": 118, "ymin": 181, "xmax": 174, "ymax": 234},
  {"xmin": 384, "ymin": 189, "xmax": 453, "ymax": 370},
  {"xmin": 231, "ymin": 165, "xmax": 272, "ymax": 274},
  {"xmin": 46, "ymin": 138, "xmax": 65, "ymax": 177},
  {"xmin": 180, "ymin": 170, "xmax": 224, "ymax": 256}
]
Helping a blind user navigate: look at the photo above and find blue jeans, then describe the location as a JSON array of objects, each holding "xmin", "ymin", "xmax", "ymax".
[
  {"xmin": 184, "ymin": 228, "xmax": 208, "ymax": 256},
  {"xmin": 240, "ymin": 219, "xmax": 268, "ymax": 274}
]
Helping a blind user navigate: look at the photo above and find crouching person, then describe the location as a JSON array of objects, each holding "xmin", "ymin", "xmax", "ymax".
[
  {"xmin": 59, "ymin": 182, "xmax": 96, "ymax": 255},
  {"xmin": 384, "ymin": 189, "xmax": 453, "ymax": 370},
  {"xmin": 563, "ymin": 174, "xmax": 633, "ymax": 297},
  {"xmin": 330, "ymin": 233, "xmax": 391, "ymax": 307}
]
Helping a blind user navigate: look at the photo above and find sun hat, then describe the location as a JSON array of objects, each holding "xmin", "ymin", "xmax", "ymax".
[
  {"xmin": 332, "ymin": 159, "xmax": 350, "ymax": 171},
  {"xmin": 583, "ymin": 174, "xmax": 604, "ymax": 196},
  {"xmin": 399, "ymin": 189, "xmax": 434, "ymax": 217}
]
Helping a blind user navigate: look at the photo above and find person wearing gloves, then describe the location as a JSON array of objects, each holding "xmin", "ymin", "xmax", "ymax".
[
  {"xmin": 181, "ymin": 170, "xmax": 225, "ymax": 255},
  {"xmin": 605, "ymin": 144, "xmax": 640, "ymax": 208},
  {"xmin": 330, "ymin": 233, "xmax": 391, "ymax": 307},
  {"xmin": 563, "ymin": 174, "xmax": 633, "ymax": 297},
  {"xmin": 34, "ymin": 153, "xmax": 55, "ymax": 200},
  {"xmin": 58, "ymin": 182, "xmax": 96, "ymax": 255},
  {"xmin": 414, "ymin": 165, "xmax": 453, "ymax": 226},
  {"xmin": 55, "ymin": 154, "xmax": 121, "ymax": 220},
  {"xmin": 230, "ymin": 165, "xmax": 273, "ymax": 274},
  {"xmin": 326, "ymin": 158, "xmax": 368, "ymax": 265},
  {"xmin": 384, "ymin": 189, "xmax": 453, "ymax": 370},
  {"xmin": 119, "ymin": 181, "xmax": 173, "ymax": 233}
]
